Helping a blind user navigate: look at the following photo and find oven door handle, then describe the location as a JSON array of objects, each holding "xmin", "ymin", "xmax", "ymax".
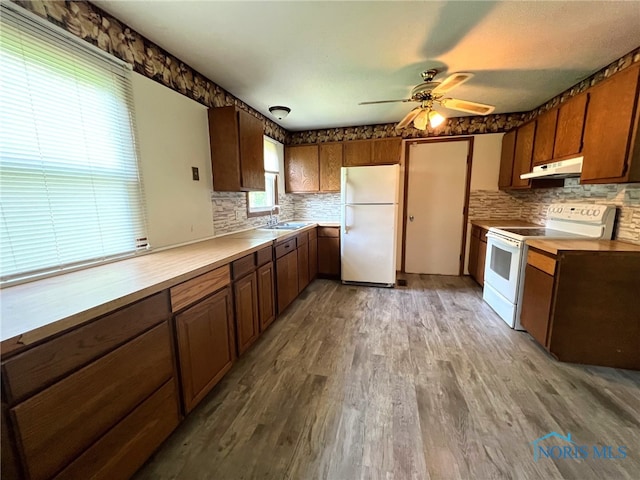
[{"xmin": 486, "ymin": 232, "xmax": 522, "ymax": 248}]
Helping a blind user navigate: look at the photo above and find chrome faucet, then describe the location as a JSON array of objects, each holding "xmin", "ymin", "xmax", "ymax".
[{"xmin": 267, "ymin": 205, "xmax": 279, "ymax": 227}]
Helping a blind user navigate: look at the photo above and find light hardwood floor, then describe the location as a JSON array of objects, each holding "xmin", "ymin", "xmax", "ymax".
[{"xmin": 135, "ymin": 275, "xmax": 640, "ymax": 480}]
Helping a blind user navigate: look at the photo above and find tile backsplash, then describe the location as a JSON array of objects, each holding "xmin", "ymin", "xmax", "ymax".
[
  {"xmin": 469, "ymin": 179, "xmax": 640, "ymax": 244},
  {"xmin": 291, "ymin": 193, "xmax": 341, "ymax": 221},
  {"xmin": 211, "ymin": 193, "xmax": 294, "ymax": 236}
]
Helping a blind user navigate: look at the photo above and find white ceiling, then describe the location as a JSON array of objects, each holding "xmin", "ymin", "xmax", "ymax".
[{"xmin": 94, "ymin": 1, "xmax": 640, "ymax": 131}]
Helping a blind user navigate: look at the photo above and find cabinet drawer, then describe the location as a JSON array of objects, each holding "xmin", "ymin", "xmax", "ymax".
[
  {"xmin": 170, "ymin": 265, "xmax": 230, "ymax": 312},
  {"xmin": 296, "ymin": 231, "xmax": 309, "ymax": 246},
  {"xmin": 317, "ymin": 226, "xmax": 339, "ymax": 238},
  {"xmin": 527, "ymin": 249, "xmax": 556, "ymax": 276},
  {"xmin": 54, "ymin": 379, "xmax": 180, "ymax": 480},
  {"xmin": 275, "ymin": 239, "xmax": 296, "ymax": 259},
  {"xmin": 232, "ymin": 253, "xmax": 257, "ymax": 279},
  {"xmin": 256, "ymin": 246, "xmax": 272, "ymax": 266},
  {"xmin": 2, "ymin": 292, "xmax": 170, "ymax": 405},
  {"xmin": 11, "ymin": 322, "xmax": 174, "ymax": 480}
]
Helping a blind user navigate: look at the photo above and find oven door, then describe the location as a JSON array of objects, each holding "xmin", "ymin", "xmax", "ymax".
[{"xmin": 484, "ymin": 233, "xmax": 523, "ymax": 303}]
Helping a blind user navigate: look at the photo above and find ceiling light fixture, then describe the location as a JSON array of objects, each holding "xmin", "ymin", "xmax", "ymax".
[
  {"xmin": 269, "ymin": 105, "xmax": 291, "ymax": 120},
  {"xmin": 412, "ymin": 101, "xmax": 445, "ymax": 130}
]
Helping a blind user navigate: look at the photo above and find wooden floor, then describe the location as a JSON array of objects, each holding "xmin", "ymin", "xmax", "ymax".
[{"xmin": 135, "ymin": 275, "xmax": 640, "ymax": 480}]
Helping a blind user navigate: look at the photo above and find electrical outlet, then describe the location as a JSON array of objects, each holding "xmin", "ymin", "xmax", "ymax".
[
  {"xmin": 235, "ymin": 210, "xmax": 241, "ymax": 220},
  {"xmin": 191, "ymin": 167, "xmax": 199, "ymax": 181}
]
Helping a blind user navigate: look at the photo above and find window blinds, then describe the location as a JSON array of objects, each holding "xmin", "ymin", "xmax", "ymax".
[
  {"xmin": 264, "ymin": 137, "xmax": 279, "ymax": 173},
  {"xmin": 0, "ymin": 4, "xmax": 148, "ymax": 285}
]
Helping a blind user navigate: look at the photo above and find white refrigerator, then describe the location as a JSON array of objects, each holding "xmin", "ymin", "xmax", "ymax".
[{"xmin": 341, "ymin": 164, "xmax": 399, "ymax": 287}]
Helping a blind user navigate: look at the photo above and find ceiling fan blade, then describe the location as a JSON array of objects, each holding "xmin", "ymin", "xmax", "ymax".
[
  {"xmin": 396, "ymin": 107, "xmax": 422, "ymax": 130},
  {"xmin": 440, "ymin": 98, "xmax": 495, "ymax": 115},
  {"xmin": 358, "ymin": 99, "xmax": 413, "ymax": 105},
  {"xmin": 431, "ymin": 73, "xmax": 474, "ymax": 95}
]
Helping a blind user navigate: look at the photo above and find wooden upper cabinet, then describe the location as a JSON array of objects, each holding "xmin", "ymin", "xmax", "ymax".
[
  {"xmin": 343, "ymin": 140, "xmax": 372, "ymax": 166},
  {"xmin": 319, "ymin": 142, "xmax": 343, "ymax": 192},
  {"xmin": 238, "ymin": 110, "xmax": 265, "ymax": 190},
  {"xmin": 581, "ymin": 65, "xmax": 640, "ymax": 183},
  {"xmin": 532, "ymin": 108, "xmax": 558, "ymax": 165},
  {"xmin": 343, "ymin": 138, "xmax": 402, "ymax": 166},
  {"xmin": 372, "ymin": 138, "xmax": 402, "ymax": 164},
  {"xmin": 553, "ymin": 92, "xmax": 588, "ymax": 159},
  {"xmin": 208, "ymin": 106, "xmax": 265, "ymax": 192},
  {"xmin": 285, "ymin": 145, "xmax": 319, "ymax": 192},
  {"xmin": 498, "ymin": 130, "xmax": 516, "ymax": 189},
  {"xmin": 511, "ymin": 120, "xmax": 536, "ymax": 188}
]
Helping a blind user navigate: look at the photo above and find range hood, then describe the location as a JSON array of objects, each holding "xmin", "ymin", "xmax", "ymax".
[{"xmin": 520, "ymin": 157, "xmax": 583, "ymax": 179}]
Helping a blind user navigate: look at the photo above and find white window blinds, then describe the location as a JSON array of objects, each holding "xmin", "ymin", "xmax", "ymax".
[{"xmin": 0, "ymin": 4, "xmax": 148, "ymax": 285}]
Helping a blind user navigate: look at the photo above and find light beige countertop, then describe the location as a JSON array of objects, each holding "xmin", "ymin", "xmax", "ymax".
[
  {"xmin": 470, "ymin": 219, "xmax": 541, "ymax": 229},
  {"xmin": 526, "ymin": 238, "xmax": 640, "ymax": 255},
  {"xmin": 0, "ymin": 221, "xmax": 339, "ymax": 354}
]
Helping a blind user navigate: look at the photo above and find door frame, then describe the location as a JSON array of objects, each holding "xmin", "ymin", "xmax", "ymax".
[{"xmin": 401, "ymin": 136, "xmax": 474, "ymax": 275}]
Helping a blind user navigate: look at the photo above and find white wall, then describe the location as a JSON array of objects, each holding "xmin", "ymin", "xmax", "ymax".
[
  {"xmin": 132, "ymin": 73, "xmax": 215, "ymax": 248},
  {"xmin": 396, "ymin": 133, "xmax": 504, "ymax": 271}
]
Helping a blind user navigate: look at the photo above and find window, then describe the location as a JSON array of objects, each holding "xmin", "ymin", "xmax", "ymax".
[
  {"xmin": 247, "ymin": 137, "xmax": 280, "ymax": 216},
  {"xmin": 0, "ymin": 4, "xmax": 147, "ymax": 285}
]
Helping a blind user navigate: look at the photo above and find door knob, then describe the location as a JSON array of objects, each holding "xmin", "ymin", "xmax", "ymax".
[{"xmin": 409, "ymin": 215, "xmax": 414, "ymax": 222}]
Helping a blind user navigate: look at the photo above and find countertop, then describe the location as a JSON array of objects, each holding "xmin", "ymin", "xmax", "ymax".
[
  {"xmin": 470, "ymin": 219, "xmax": 541, "ymax": 229},
  {"xmin": 0, "ymin": 221, "xmax": 334, "ymax": 353},
  {"xmin": 526, "ymin": 238, "xmax": 640, "ymax": 255}
]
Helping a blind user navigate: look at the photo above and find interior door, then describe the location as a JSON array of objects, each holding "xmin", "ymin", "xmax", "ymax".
[{"xmin": 404, "ymin": 140, "xmax": 470, "ymax": 275}]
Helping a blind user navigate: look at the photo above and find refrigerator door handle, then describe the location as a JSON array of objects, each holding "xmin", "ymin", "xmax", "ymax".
[{"xmin": 343, "ymin": 205, "xmax": 351, "ymax": 234}]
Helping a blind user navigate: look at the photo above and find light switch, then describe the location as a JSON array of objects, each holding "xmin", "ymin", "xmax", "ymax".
[{"xmin": 191, "ymin": 167, "xmax": 199, "ymax": 181}]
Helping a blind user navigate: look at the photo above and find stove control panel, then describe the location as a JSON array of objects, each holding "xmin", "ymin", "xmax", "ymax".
[{"xmin": 547, "ymin": 203, "xmax": 614, "ymax": 223}]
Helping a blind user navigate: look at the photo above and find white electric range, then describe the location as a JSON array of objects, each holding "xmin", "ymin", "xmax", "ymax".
[{"xmin": 482, "ymin": 203, "xmax": 616, "ymax": 330}]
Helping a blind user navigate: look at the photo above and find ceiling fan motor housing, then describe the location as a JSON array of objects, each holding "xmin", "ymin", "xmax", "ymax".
[{"xmin": 410, "ymin": 82, "xmax": 442, "ymax": 101}]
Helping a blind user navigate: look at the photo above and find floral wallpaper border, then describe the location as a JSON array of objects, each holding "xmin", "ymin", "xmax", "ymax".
[
  {"xmin": 12, "ymin": 0, "xmax": 287, "ymax": 143},
  {"xmin": 286, "ymin": 113, "xmax": 529, "ymax": 145}
]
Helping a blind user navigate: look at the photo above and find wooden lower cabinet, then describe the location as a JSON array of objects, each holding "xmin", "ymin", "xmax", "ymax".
[
  {"xmin": 477, "ymin": 239, "xmax": 487, "ymax": 286},
  {"xmin": 520, "ymin": 247, "xmax": 640, "ymax": 370},
  {"xmin": 175, "ymin": 287, "xmax": 234, "ymax": 413},
  {"xmin": 309, "ymin": 229, "xmax": 318, "ymax": 281},
  {"xmin": 54, "ymin": 379, "xmax": 180, "ymax": 480},
  {"xmin": 9, "ymin": 321, "xmax": 175, "ymax": 480},
  {"xmin": 257, "ymin": 262, "xmax": 276, "ymax": 331},
  {"xmin": 468, "ymin": 225, "xmax": 488, "ymax": 286},
  {"xmin": 297, "ymin": 240, "xmax": 310, "ymax": 293},
  {"xmin": 234, "ymin": 271, "xmax": 260, "ymax": 355},
  {"xmin": 276, "ymin": 250, "xmax": 299, "ymax": 313},
  {"xmin": 520, "ymin": 264, "xmax": 554, "ymax": 347},
  {"xmin": 317, "ymin": 227, "xmax": 340, "ymax": 278}
]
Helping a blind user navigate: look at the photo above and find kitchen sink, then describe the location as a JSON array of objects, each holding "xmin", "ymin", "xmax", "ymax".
[{"xmin": 259, "ymin": 222, "xmax": 313, "ymax": 230}]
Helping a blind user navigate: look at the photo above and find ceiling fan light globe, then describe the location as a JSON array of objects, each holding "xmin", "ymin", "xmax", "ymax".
[
  {"xmin": 413, "ymin": 110, "xmax": 429, "ymax": 130},
  {"xmin": 429, "ymin": 111, "xmax": 445, "ymax": 128}
]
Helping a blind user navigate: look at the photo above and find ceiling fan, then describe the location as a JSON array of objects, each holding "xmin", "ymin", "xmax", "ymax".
[{"xmin": 359, "ymin": 69, "xmax": 495, "ymax": 130}]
